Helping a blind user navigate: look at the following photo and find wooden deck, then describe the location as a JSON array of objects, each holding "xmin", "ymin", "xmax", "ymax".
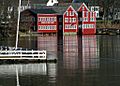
[{"xmin": 0, "ymin": 50, "xmax": 46, "ymax": 60}]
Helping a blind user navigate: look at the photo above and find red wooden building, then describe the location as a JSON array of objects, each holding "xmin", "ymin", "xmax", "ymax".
[
  {"xmin": 77, "ymin": 3, "xmax": 96, "ymax": 35},
  {"xmin": 63, "ymin": 5, "xmax": 78, "ymax": 34},
  {"xmin": 24, "ymin": 3, "xmax": 96, "ymax": 35},
  {"xmin": 37, "ymin": 14, "xmax": 58, "ymax": 33}
]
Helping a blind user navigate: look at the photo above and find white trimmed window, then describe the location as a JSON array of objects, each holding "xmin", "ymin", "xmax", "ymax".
[
  {"xmin": 90, "ymin": 18, "xmax": 94, "ymax": 21},
  {"xmin": 38, "ymin": 18, "xmax": 41, "ymax": 22},
  {"xmin": 71, "ymin": 11, "xmax": 74, "ymax": 16},
  {"xmin": 65, "ymin": 18, "xmax": 68, "ymax": 22},
  {"xmin": 54, "ymin": 17, "xmax": 56, "ymax": 21},
  {"xmin": 82, "ymin": 6, "xmax": 84, "ymax": 11},
  {"xmin": 72, "ymin": 18, "xmax": 76, "ymax": 22},
  {"xmin": 82, "ymin": 24, "xmax": 84, "ymax": 28},
  {"xmin": 86, "ymin": 12, "xmax": 88, "ymax": 17},
  {"xmin": 83, "ymin": 11, "xmax": 84, "ymax": 17},
  {"xmin": 69, "ymin": 18, "xmax": 71, "ymax": 23},
  {"xmin": 90, "ymin": 12, "xmax": 92, "ymax": 17},
  {"xmin": 83, "ymin": 18, "xmax": 88, "ymax": 21},
  {"xmin": 66, "ymin": 11, "xmax": 68, "ymax": 16}
]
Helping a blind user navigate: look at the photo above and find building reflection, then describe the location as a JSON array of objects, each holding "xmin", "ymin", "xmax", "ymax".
[
  {"xmin": 37, "ymin": 35, "xmax": 58, "ymax": 59},
  {"xmin": 0, "ymin": 63, "xmax": 57, "ymax": 86},
  {"xmin": 82, "ymin": 35, "xmax": 99, "ymax": 70},
  {"xmin": 63, "ymin": 35, "xmax": 79, "ymax": 70},
  {"xmin": 81, "ymin": 35, "xmax": 100, "ymax": 86}
]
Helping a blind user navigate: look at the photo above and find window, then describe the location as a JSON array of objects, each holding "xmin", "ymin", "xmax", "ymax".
[
  {"xmin": 71, "ymin": 11, "xmax": 74, "ymax": 16},
  {"xmin": 83, "ymin": 18, "xmax": 88, "ymax": 21},
  {"xmin": 86, "ymin": 12, "xmax": 88, "ymax": 17},
  {"xmin": 83, "ymin": 11, "xmax": 84, "ymax": 17},
  {"xmin": 90, "ymin": 18, "xmax": 94, "ymax": 21},
  {"xmin": 65, "ymin": 18, "xmax": 68, "ymax": 22},
  {"xmin": 66, "ymin": 11, "xmax": 68, "ymax": 16},
  {"xmin": 82, "ymin": 6, "xmax": 84, "ymax": 11},
  {"xmin": 74, "ymin": 18, "xmax": 76, "ymax": 22},
  {"xmin": 97, "ymin": 13, "xmax": 99, "ymax": 17},
  {"xmin": 59, "ymin": 18, "xmax": 62, "ymax": 22},
  {"xmin": 82, "ymin": 24, "xmax": 84, "ymax": 28},
  {"xmin": 69, "ymin": 18, "xmax": 71, "ymax": 22},
  {"xmin": 91, "ymin": 7, "xmax": 94, "ymax": 11},
  {"xmin": 79, "ymin": 18, "xmax": 82, "ymax": 21},
  {"xmin": 54, "ymin": 17, "xmax": 56, "ymax": 21},
  {"xmin": 38, "ymin": 18, "xmax": 41, "ymax": 22},
  {"xmin": 38, "ymin": 26, "xmax": 41, "ymax": 30}
]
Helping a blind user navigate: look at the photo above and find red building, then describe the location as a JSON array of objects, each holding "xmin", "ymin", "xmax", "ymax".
[
  {"xmin": 24, "ymin": 3, "xmax": 96, "ymax": 35},
  {"xmin": 63, "ymin": 5, "xmax": 78, "ymax": 34},
  {"xmin": 77, "ymin": 3, "xmax": 96, "ymax": 35},
  {"xmin": 37, "ymin": 14, "xmax": 58, "ymax": 33}
]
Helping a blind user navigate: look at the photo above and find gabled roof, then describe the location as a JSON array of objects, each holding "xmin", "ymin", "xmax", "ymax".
[
  {"xmin": 77, "ymin": 3, "xmax": 90, "ymax": 12},
  {"xmin": 63, "ymin": 5, "xmax": 78, "ymax": 16},
  {"xmin": 31, "ymin": 3, "xmax": 81, "ymax": 15}
]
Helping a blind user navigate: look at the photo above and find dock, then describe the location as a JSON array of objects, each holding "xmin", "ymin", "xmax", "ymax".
[{"xmin": 0, "ymin": 50, "xmax": 57, "ymax": 63}]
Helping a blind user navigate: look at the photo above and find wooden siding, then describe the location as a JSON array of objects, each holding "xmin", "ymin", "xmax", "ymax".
[
  {"xmin": 37, "ymin": 14, "xmax": 58, "ymax": 33},
  {"xmin": 63, "ymin": 6, "xmax": 78, "ymax": 33}
]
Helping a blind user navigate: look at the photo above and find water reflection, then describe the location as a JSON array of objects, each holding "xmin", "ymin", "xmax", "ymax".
[
  {"xmin": 82, "ymin": 35, "xmax": 99, "ymax": 70},
  {"xmin": 0, "ymin": 63, "xmax": 57, "ymax": 86},
  {"xmin": 63, "ymin": 35, "xmax": 79, "ymax": 70},
  {"xmin": 0, "ymin": 63, "xmax": 47, "ymax": 76},
  {"xmin": 37, "ymin": 35, "xmax": 58, "ymax": 59},
  {"xmin": 2, "ymin": 35, "xmax": 120, "ymax": 86}
]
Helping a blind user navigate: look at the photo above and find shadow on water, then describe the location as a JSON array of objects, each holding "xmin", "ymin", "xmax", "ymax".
[{"xmin": 1, "ymin": 35, "xmax": 120, "ymax": 86}]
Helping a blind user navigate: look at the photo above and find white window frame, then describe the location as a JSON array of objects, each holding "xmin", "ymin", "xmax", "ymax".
[
  {"xmin": 65, "ymin": 18, "xmax": 68, "ymax": 22},
  {"xmin": 71, "ymin": 11, "xmax": 74, "ymax": 16},
  {"xmin": 66, "ymin": 11, "xmax": 68, "ymax": 16}
]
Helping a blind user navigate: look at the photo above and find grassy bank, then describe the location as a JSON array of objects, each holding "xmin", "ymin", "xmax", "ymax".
[{"xmin": 97, "ymin": 20, "xmax": 120, "ymax": 29}]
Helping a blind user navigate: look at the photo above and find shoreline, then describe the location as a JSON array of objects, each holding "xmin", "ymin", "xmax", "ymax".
[{"xmin": 19, "ymin": 28, "xmax": 120, "ymax": 37}]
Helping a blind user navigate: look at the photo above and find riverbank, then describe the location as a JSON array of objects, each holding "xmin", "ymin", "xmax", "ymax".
[{"xmin": 18, "ymin": 29, "xmax": 120, "ymax": 37}]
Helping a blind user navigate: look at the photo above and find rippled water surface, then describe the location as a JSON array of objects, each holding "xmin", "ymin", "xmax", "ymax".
[{"xmin": 0, "ymin": 35, "xmax": 120, "ymax": 86}]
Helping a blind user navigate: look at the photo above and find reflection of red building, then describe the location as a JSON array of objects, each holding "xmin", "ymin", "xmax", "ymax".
[
  {"xmin": 63, "ymin": 6, "xmax": 78, "ymax": 34},
  {"xmin": 37, "ymin": 35, "xmax": 57, "ymax": 58},
  {"xmin": 82, "ymin": 35, "xmax": 99, "ymax": 70},
  {"xmin": 63, "ymin": 35, "xmax": 78, "ymax": 70}
]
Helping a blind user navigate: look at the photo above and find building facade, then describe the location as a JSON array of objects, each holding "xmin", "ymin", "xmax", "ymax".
[
  {"xmin": 24, "ymin": 3, "xmax": 96, "ymax": 35},
  {"xmin": 63, "ymin": 6, "xmax": 78, "ymax": 34},
  {"xmin": 77, "ymin": 3, "xmax": 96, "ymax": 35},
  {"xmin": 37, "ymin": 14, "xmax": 58, "ymax": 33}
]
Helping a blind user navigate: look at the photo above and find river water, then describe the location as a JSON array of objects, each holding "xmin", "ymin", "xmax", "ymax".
[{"xmin": 0, "ymin": 35, "xmax": 120, "ymax": 86}]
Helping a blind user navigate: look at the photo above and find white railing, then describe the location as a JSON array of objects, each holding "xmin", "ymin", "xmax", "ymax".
[{"xmin": 0, "ymin": 50, "xmax": 46, "ymax": 60}]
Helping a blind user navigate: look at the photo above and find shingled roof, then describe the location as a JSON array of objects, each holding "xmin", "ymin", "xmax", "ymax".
[
  {"xmin": 30, "ymin": 3, "xmax": 82, "ymax": 15},
  {"xmin": 30, "ymin": 8, "xmax": 57, "ymax": 14}
]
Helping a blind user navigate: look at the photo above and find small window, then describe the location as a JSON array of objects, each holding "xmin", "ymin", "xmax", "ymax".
[
  {"xmin": 54, "ymin": 17, "xmax": 56, "ymax": 21},
  {"xmin": 86, "ymin": 12, "xmax": 88, "ymax": 17},
  {"xmin": 91, "ymin": 7, "xmax": 94, "ymax": 11},
  {"xmin": 38, "ymin": 26, "xmax": 40, "ymax": 30},
  {"xmin": 38, "ymin": 18, "xmax": 41, "ymax": 22},
  {"xmin": 65, "ymin": 18, "xmax": 68, "ymax": 22},
  {"xmin": 71, "ymin": 11, "xmax": 74, "ymax": 16},
  {"xmin": 59, "ymin": 18, "xmax": 62, "ymax": 22},
  {"xmin": 79, "ymin": 18, "xmax": 82, "ymax": 21},
  {"xmin": 66, "ymin": 11, "xmax": 68, "ymax": 16},
  {"xmin": 97, "ymin": 13, "xmax": 99, "ymax": 17},
  {"xmin": 82, "ymin": 6, "xmax": 84, "ymax": 11}
]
